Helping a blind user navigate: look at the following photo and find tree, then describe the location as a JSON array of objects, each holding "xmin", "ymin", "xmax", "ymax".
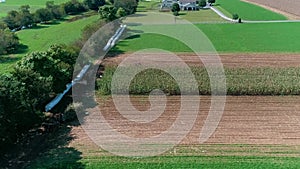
[
  {"xmin": 208, "ymin": 0, "xmax": 216, "ymax": 5},
  {"xmin": 63, "ymin": 0, "xmax": 87, "ymax": 15},
  {"xmin": 0, "ymin": 29, "xmax": 19, "ymax": 55},
  {"xmin": 46, "ymin": 1, "xmax": 65, "ymax": 19},
  {"xmin": 84, "ymin": 0, "xmax": 105, "ymax": 10},
  {"xmin": 0, "ymin": 72, "xmax": 52, "ymax": 151},
  {"xmin": 232, "ymin": 13, "xmax": 239, "ymax": 20},
  {"xmin": 98, "ymin": 5, "xmax": 117, "ymax": 21},
  {"xmin": 34, "ymin": 8, "xmax": 53, "ymax": 23},
  {"xmin": 116, "ymin": 7, "xmax": 126, "ymax": 18},
  {"xmin": 19, "ymin": 5, "xmax": 34, "ymax": 27},
  {"xmin": 199, "ymin": 0, "xmax": 207, "ymax": 8},
  {"xmin": 15, "ymin": 44, "xmax": 77, "ymax": 93},
  {"xmin": 114, "ymin": 0, "xmax": 137, "ymax": 15},
  {"xmin": 3, "ymin": 10, "xmax": 21, "ymax": 29},
  {"xmin": 171, "ymin": 3, "xmax": 180, "ymax": 16}
]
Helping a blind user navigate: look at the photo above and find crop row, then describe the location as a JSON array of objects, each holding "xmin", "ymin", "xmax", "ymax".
[{"xmin": 97, "ymin": 66, "xmax": 300, "ymax": 95}]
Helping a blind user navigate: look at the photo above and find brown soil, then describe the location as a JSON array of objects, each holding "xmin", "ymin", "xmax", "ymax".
[
  {"xmin": 69, "ymin": 96, "xmax": 300, "ymax": 156},
  {"xmin": 68, "ymin": 53, "xmax": 300, "ymax": 157},
  {"xmin": 103, "ymin": 53, "xmax": 300, "ymax": 68},
  {"xmin": 243, "ymin": 0, "xmax": 300, "ymax": 20}
]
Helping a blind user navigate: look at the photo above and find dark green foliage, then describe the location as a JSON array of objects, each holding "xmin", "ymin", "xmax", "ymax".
[
  {"xmin": 171, "ymin": 3, "xmax": 180, "ymax": 16},
  {"xmin": 3, "ymin": 10, "xmax": 21, "ymax": 29},
  {"xmin": 208, "ymin": 0, "xmax": 216, "ymax": 4},
  {"xmin": 116, "ymin": 7, "xmax": 127, "ymax": 17},
  {"xmin": 63, "ymin": 0, "xmax": 87, "ymax": 15},
  {"xmin": 0, "ymin": 72, "xmax": 52, "ymax": 151},
  {"xmin": 3, "ymin": 5, "xmax": 34, "ymax": 30},
  {"xmin": 0, "ymin": 26, "xmax": 19, "ymax": 55},
  {"xmin": 199, "ymin": 0, "xmax": 207, "ymax": 8},
  {"xmin": 15, "ymin": 44, "xmax": 77, "ymax": 93},
  {"xmin": 232, "ymin": 13, "xmax": 239, "ymax": 20},
  {"xmin": 46, "ymin": 1, "xmax": 66, "ymax": 19},
  {"xmin": 0, "ymin": 44, "xmax": 78, "ymax": 151},
  {"xmin": 34, "ymin": 8, "xmax": 54, "ymax": 23},
  {"xmin": 98, "ymin": 5, "xmax": 117, "ymax": 21},
  {"xmin": 114, "ymin": 0, "xmax": 137, "ymax": 15},
  {"xmin": 19, "ymin": 5, "xmax": 34, "ymax": 28},
  {"xmin": 84, "ymin": 0, "xmax": 106, "ymax": 10}
]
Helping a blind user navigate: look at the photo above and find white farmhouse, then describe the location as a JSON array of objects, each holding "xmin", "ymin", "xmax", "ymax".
[
  {"xmin": 161, "ymin": 0, "xmax": 178, "ymax": 9},
  {"xmin": 178, "ymin": 0, "xmax": 198, "ymax": 10},
  {"xmin": 161, "ymin": 0, "xmax": 198, "ymax": 10}
]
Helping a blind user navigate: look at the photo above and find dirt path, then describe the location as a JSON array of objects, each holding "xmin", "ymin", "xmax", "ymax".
[{"xmin": 103, "ymin": 53, "xmax": 300, "ymax": 68}]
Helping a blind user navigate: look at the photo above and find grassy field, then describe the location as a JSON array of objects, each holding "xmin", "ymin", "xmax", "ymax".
[
  {"xmin": 0, "ymin": 0, "xmax": 71, "ymax": 18},
  {"xmin": 0, "ymin": 15, "xmax": 99, "ymax": 73},
  {"xmin": 215, "ymin": 0, "xmax": 287, "ymax": 20},
  {"xmin": 114, "ymin": 22, "xmax": 300, "ymax": 53},
  {"xmin": 180, "ymin": 10, "xmax": 225, "ymax": 22},
  {"xmin": 26, "ymin": 142, "xmax": 300, "ymax": 169},
  {"xmin": 137, "ymin": 0, "xmax": 160, "ymax": 12}
]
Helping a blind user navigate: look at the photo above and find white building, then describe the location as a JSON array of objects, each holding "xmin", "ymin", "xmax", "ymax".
[{"xmin": 161, "ymin": 0, "xmax": 198, "ymax": 10}]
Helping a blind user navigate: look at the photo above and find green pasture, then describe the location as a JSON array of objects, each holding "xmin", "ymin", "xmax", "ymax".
[
  {"xmin": 0, "ymin": 15, "xmax": 99, "ymax": 73},
  {"xmin": 215, "ymin": 0, "xmax": 287, "ymax": 21},
  {"xmin": 17, "ymin": 15, "xmax": 98, "ymax": 52},
  {"xmin": 27, "ymin": 143, "xmax": 300, "ymax": 169},
  {"xmin": 114, "ymin": 22, "xmax": 300, "ymax": 53},
  {"xmin": 180, "ymin": 10, "xmax": 224, "ymax": 22},
  {"xmin": 137, "ymin": 0, "xmax": 160, "ymax": 12},
  {"xmin": 0, "ymin": 0, "xmax": 71, "ymax": 18}
]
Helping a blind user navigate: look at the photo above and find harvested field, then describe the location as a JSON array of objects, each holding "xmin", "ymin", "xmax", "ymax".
[
  {"xmin": 69, "ymin": 96, "xmax": 300, "ymax": 156},
  {"xmin": 104, "ymin": 53, "xmax": 300, "ymax": 68},
  {"xmin": 244, "ymin": 0, "xmax": 300, "ymax": 19}
]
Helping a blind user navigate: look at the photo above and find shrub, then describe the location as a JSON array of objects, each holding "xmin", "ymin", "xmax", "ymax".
[{"xmin": 232, "ymin": 13, "xmax": 239, "ymax": 20}]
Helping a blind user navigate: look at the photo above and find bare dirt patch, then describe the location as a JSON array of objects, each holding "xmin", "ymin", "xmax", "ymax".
[
  {"xmin": 243, "ymin": 0, "xmax": 300, "ymax": 20},
  {"xmin": 103, "ymin": 53, "xmax": 300, "ymax": 68}
]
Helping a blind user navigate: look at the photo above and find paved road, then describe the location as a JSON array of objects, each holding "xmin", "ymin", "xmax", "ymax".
[{"xmin": 209, "ymin": 6, "xmax": 300, "ymax": 23}]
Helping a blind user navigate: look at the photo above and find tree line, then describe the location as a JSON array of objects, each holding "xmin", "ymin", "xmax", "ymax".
[{"xmin": 0, "ymin": 0, "xmax": 138, "ymax": 153}]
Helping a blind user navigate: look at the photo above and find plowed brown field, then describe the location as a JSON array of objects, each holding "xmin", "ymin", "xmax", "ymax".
[
  {"xmin": 104, "ymin": 53, "xmax": 300, "ymax": 68},
  {"xmin": 68, "ymin": 53, "xmax": 300, "ymax": 157},
  {"xmin": 244, "ymin": 0, "xmax": 300, "ymax": 19},
  {"xmin": 69, "ymin": 96, "xmax": 300, "ymax": 156}
]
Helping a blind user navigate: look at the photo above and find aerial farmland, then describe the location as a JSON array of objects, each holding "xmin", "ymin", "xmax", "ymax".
[{"xmin": 1, "ymin": 0, "xmax": 300, "ymax": 168}]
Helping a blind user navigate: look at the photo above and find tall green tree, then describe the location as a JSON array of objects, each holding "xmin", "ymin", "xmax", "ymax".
[
  {"xmin": 63, "ymin": 0, "xmax": 87, "ymax": 15},
  {"xmin": 98, "ymin": 5, "xmax": 117, "ymax": 21},
  {"xmin": 3, "ymin": 10, "xmax": 21, "ymax": 29},
  {"xmin": 46, "ymin": 1, "xmax": 65, "ymax": 19},
  {"xmin": 199, "ymin": 0, "xmax": 207, "ymax": 8},
  {"xmin": 171, "ymin": 3, "xmax": 180, "ymax": 16},
  {"xmin": 114, "ymin": 0, "xmax": 137, "ymax": 15},
  {"xmin": 0, "ymin": 28, "xmax": 19, "ymax": 55},
  {"xmin": 84, "ymin": 0, "xmax": 105, "ymax": 10},
  {"xmin": 15, "ymin": 44, "xmax": 77, "ymax": 93},
  {"xmin": 34, "ymin": 8, "xmax": 53, "ymax": 23},
  {"xmin": 19, "ymin": 5, "xmax": 34, "ymax": 27},
  {"xmin": 208, "ymin": 0, "xmax": 216, "ymax": 4},
  {"xmin": 0, "ymin": 72, "xmax": 52, "ymax": 151}
]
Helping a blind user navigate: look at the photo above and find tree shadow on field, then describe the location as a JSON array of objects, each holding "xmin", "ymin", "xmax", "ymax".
[
  {"xmin": 106, "ymin": 34, "xmax": 142, "ymax": 58},
  {"xmin": 13, "ymin": 44, "xmax": 29, "ymax": 54},
  {"xmin": 0, "ymin": 119, "xmax": 85, "ymax": 169},
  {"xmin": 0, "ymin": 55, "xmax": 20, "ymax": 64}
]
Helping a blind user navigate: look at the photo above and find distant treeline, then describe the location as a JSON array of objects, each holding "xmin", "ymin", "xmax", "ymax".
[{"xmin": 0, "ymin": 0, "xmax": 138, "ymax": 55}]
